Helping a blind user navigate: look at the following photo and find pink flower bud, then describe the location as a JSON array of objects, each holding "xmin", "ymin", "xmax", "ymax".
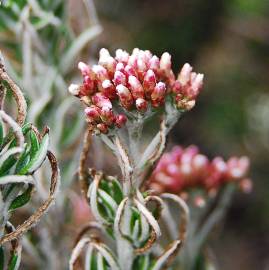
[
  {"xmin": 115, "ymin": 49, "xmax": 129, "ymax": 64},
  {"xmin": 128, "ymin": 54, "xmax": 138, "ymax": 68},
  {"xmin": 151, "ymin": 82, "xmax": 166, "ymax": 102},
  {"xmin": 99, "ymin": 49, "xmax": 116, "ymax": 75},
  {"xmin": 116, "ymin": 84, "xmax": 134, "ymax": 109},
  {"xmin": 124, "ymin": 65, "xmax": 137, "ymax": 77},
  {"xmin": 178, "ymin": 63, "xmax": 192, "ymax": 86},
  {"xmin": 128, "ymin": 75, "xmax": 144, "ymax": 99},
  {"xmin": 115, "ymin": 114, "xmax": 127, "ymax": 128},
  {"xmin": 160, "ymin": 52, "xmax": 172, "ymax": 70},
  {"xmin": 85, "ymin": 106, "xmax": 101, "ymax": 122},
  {"xmin": 114, "ymin": 71, "xmax": 127, "ymax": 86},
  {"xmin": 212, "ymin": 157, "xmax": 227, "ymax": 174},
  {"xmin": 137, "ymin": 58, "xmax": 147, "ymax": 73},
  {"xmin": 100, "ymin": 106, "xmax": 115, "ymax": 125},
  {"xmin": 227, "ymin": 156, "xmax": 249, "ymax": 179},
  {"xmin": 68, "ymin": 84, "xmax": 80, "ymax": 96},
  {"xmin": 83, "ymin": 75, "xmax": 95, "ymax": 95},
  {"xmin": 136, "ymin": 98, "xmax": 148, "ymax": 112},
  {"xmin": 92, "ymin": 93, "xmax": 112, "ymax": 109},
  {"xmin": 92, "ymin": 65, "xmax": 109, "ymax": 82},
  {"xmin": 149, "ymin": 56, "xmax": 160, "ymax": 72},
  {"xmin": 192, "ymin": 154, "xmax": 208, "ymax": 170},
  {"xmin": 116, "ymin": 62, "xmax": 125, "ymax": 73},
  {"xmin": 97, "ymin": 123, "xmax": 108, "ymax": 134},
  {"xmin": 102, "ymin": 80, "xmax": 117, "ymax": 99},
  {"xmin": 143, "ymin": 69, "xmax": 156, "ymax": 97},
  {"xmin": 172, "ymin": 80, "xmax": 182, "ymax": 94},
  {"xmin": 192, "ymin": 73, "xmax": 204, "ymax": 91},
  {"xmin": 78, "ymin": 62, "xmax": 90, "ymax": 76}
]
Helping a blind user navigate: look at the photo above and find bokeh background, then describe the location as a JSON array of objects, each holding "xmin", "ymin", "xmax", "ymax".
[{"xmin": 93, "ymin": 0, "xmax": 269, "ymax": 269}]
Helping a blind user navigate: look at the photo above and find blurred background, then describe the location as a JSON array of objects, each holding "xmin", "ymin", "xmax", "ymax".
[
  {"xmin": 93, "ymin": 0, "xmax": 269, "ymax": 269},
  {"xmin": 1, "ymin": 0, "xmax": 269, "ymax": 269}
]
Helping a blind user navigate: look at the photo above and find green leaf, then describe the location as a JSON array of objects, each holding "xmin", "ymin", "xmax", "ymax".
[
  {"xmin": 29, "ymin": 131, "xmax": 40, "ymax": 158},
  {"xmin": 15, "ymin": 148, "xmax": 30, "ymax": 174},
  {"xmin": 0, "ymin": 155, "xmax": 17, "ymax": 176},
  {"xmin": 7, "ymin": 252, "xmax": 18, "ymax": 270},
  {"xmin": 111, "ymin": 179, "xmax": 123, "ymax": 204},
  {"xmin": 19, "ymin": 133, "xmax": 49, "ymax": 175},
  {"xmin": 9, "ymin": 185, "xmax": 33, "ymax": 210},
  {"xmin": 90, "ymin": 251, "xmax": 97, "ymax": 270}
]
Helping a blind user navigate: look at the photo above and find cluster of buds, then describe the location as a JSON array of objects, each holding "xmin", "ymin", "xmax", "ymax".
[
  {"xmin": 69, "ymin": 48, "xmax": 204, "ymax": 133},
  {"xmin": 149, "ymin": 145, "xmax": 252, "ymax": 206}
]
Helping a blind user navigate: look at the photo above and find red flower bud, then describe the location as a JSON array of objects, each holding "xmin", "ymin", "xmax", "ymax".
[
  {"xmin": 124, "ymin": 65, "xmax": 137, "ymax": 77},
  {"xmin": 85, "ymin": 106, "xmax": 101, "ymax": 122},
  {"xmin": 136, "ymin": 98, "xmax": 148, "ymax": 112},
  {"xmin": 151, "ymin": 82, "xmax": 166, "ymax": 102},
  {"xmin": 96, "ymin": 123, "xmax": 108, "ymax": 134},
  {"xmin": 100, "ymin": 106, "xmax": 115, "ymax": 125},
  {"xmin": 101, "ymin": 80, "xmax": 117, "ymax": 99},
  {"xmin": 143, "ymin": 69, "xmax": 156, "ymax": 97},
  {"xmin": 115, "ymin": 114, "xmax": 127, "ymax": 128},
  {"xmin": 114, "ymin": 71, "xmax": 127, "ymax": 86},
  {"xmin": 149, "ymin": 55, "xmax": 160, "ymax": 72},
  {"xmin": 92, "ymin": 65, "xmax": 109, "ymax": 82},
  {"xmin": 128, "ymin": 75, "xmax": 144, "ymax": 99},
  {"xmin": 92, "ymin": 93, "xmax": 112, "ymax": 109},
  {"xmin": 116, "ymin": 84, "xmax": 134, "ymax": 109},
  {"xmin": 172, "ymin": 80, "xmax": 182, "ymax": 94}
]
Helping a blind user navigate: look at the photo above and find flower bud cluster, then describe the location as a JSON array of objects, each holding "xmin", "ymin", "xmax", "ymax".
[
  {"xmin": 149, "ymin": 145, "xmax": 252, "ymax": 204},
  {"xmin": 69, "ymin": 48, "xmax": 204, "ymax": 133}
]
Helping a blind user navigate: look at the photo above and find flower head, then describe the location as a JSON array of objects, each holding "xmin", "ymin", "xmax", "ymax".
[
  {"xmin": 149, "ymin": 146, "xmax": 252, "ymax": 206},
  {"xmin": 69, "ymin": 48, "xmax": 204, "ymax": 133}
]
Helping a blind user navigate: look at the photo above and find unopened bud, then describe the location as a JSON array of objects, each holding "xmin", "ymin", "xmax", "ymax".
[
  {"xmin": 115, "ymin": 114, "xmax": 127, "ymax": 128},
  {"xmin": 92, "ymin": 65, "xmax": 109, "ymax": 82},
  {"xmin": 68, "ymin": 84, "xmax": 80, "ymax": 96},
  {"xmin": 102, "ymin": 80, "xmax": 116, "ymax": 99},
  {"xmin": 172, "ymin": 80, "xmax": 182, "ymax": 94},
  {"xmin": 149, "ymin": 55, "xmax": 160, "ymax": 72},
  {"xmin": 160, "ymin": 52, "xmax": 171, "ymax": 70},
  {"xmin": 143, "ymin": 69, "xmax": 156, "ymax": 97},
  {"xmin": 151, "ymin": 82, "xmax": 166, "ymax": 102},
  {"xmin": 128, "ymin": 76, "xmax": 144, "ymax": 99},
  {"xmin": 114, "ymin": 71, "xmax": 127, "ymax": 86},
  {"xmin": 178, "ymin": 63, "xmax": 192, "ymax": 86},
  {"xmin": 136, "ymin": 98, "xmax": 148, "ymax": 112},
  {"xmin": 78, "ymin": 62, "xmax": 90, "ymax": 76},
  {"xmin": 115, "ymin": 49, "xmax": 129, "ymax": 64},
  {"xmin": 124, "ymin": 65, "xmax": 137, "ymax": 77},
  {"xmin": 116, "ymin": 84, "xmax": 134, "ymax": 109},
  {"xmin": 85, "ymin": 106, "xmax": 101, "ymax": 122},
  {"xmin": 97, "ymin": 123, "xmax": 108, "ymax": 134},
  {"xmin": 100, "ymin": 106, "xmax": 115, "ymax": 125},
  {"xmin": 92, "ymin": 93, "xmax": 112, "ymax": 109}
]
